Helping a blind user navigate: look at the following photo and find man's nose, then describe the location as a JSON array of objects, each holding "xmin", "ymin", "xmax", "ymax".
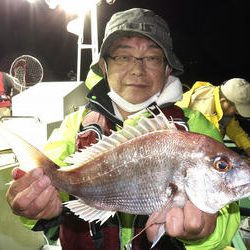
[{"xmin": 129, "ymin": 59, "xmax": 145, "ymax": 75}]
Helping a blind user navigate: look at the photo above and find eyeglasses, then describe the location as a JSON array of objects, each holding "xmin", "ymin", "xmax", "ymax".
[{"xmin": 107, "ymin": 55, "xmax": 166, "ymax": 69}]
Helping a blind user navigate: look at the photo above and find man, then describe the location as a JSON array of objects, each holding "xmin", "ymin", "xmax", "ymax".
[
  {"xmin": 6, "ymin": 8, "xmax": 240, "ymax": 250},
  {"xmin": 0, "ymin": 71, "xmax": 21, "ymax": 117},
  {"xmin": 0, "ymin": 72, "xmax": 14, "ymax": 117},
  {"xmin": 176, "ymin": 78, "xmax": 250, "ymax": 157}
]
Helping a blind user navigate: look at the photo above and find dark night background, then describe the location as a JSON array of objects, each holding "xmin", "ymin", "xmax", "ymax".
[{"xmin": 0, "ymin": 0, "xmax": 249, "ymax": 87}]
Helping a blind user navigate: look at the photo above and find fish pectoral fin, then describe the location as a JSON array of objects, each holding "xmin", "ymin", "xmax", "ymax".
[
  {"xmin": 125, "ymin": 221, "xmax": 165, "ymax": 249},
  {"xmin": 64, "ymin": 199, "xmax": 116, "ymax": 225},
  {"xmin": 151, "ymin": 224, "xmax": 165, "ymax": 249},
  {"xmin": 125, "ymin": 217, "xmax": 166, "ymax": 249}
]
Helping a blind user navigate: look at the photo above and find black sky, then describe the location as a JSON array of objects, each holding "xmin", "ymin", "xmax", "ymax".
[{"xmin": 0, "ymin": 0, "xmax": 249, "ymax": 86}]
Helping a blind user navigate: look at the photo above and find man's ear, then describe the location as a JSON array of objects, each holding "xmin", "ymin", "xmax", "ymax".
[
  {"xmin": 165, "ymin": 64, "xmax": 172, "ymax": 78},
  {"xmin": 98, "ymin": 58, "xmax": 107, "ymax": 77}
]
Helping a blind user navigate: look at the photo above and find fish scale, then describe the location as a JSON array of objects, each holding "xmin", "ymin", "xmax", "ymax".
[{"xmin": 56, "ymin": 131, "xmax": 176, "ymax": 213}]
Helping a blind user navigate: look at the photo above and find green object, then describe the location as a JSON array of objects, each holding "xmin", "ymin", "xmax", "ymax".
[
  {"xmin": 85, "ymin": 69, "xmax": 103, "ymax": 89},
  {"xmin": 239, "ymin": 197, "xmax": 250, "ymax": 209},
  {"xmin": 232, "ymin": 230, "xmax": 247, "ymax": 250}
]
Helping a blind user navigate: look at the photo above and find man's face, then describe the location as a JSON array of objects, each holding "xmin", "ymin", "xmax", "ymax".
[
  {"xmin": 221, "ymin": 98, "xmax": 238, "ymax": 116},
  {"xmin": 99, "ymin": 36, "xmax": 168, "ymax": 104}
]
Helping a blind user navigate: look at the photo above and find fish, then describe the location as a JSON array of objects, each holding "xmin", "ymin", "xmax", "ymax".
[{"xmin": 1, "ymin": 109, "xmax": 250, "ymax": 248}]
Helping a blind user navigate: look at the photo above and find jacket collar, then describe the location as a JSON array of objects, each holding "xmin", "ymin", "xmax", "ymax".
[
  {"xmin": 86, "ymin": 79, "xmax": 123, "ymax": 126},
  {"xmin": 86, "ymin": 76, "xmax": 183, "ymax": 126}
]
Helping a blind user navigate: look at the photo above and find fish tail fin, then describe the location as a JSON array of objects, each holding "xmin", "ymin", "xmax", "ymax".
[{"xmin": 0, "ymin": 122, "xmax": 57, "ymax": 172}]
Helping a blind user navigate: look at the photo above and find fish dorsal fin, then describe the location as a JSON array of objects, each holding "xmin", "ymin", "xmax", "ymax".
[
  {"xmin": 64, "ymin": 199, "xmax": 116, "ymax": 225},
  {"xmin": 62, "ymin": 109, "xmax": 177, "ymax": 170}
]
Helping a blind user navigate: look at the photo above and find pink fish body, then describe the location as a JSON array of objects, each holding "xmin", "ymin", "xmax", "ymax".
[{"xmin": 1, "ymin": 111, "xmax": 250, "ymax": 238}]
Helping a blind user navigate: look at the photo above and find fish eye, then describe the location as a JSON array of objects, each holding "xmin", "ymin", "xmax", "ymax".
[{"xmin": 213, "ymin": 156, "xmax": 232, "ymax": 172}]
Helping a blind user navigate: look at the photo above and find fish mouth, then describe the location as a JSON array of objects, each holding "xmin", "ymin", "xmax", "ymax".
[
  {"xmin": 232, "ymin": 183, "xmax": 250, "ymax": 199},
  {"xmin": 228, "ymin": 177, "xmax": 250, "ymax": 189}
]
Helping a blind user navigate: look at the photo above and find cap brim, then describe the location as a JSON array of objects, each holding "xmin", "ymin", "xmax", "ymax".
[
  {"xmin": 236, "ymin": 103, "xmax": 250, "ymax": 117},
  {"xmin": 91, "ymin": 30, "xmax": 184, "ymax": 77}
]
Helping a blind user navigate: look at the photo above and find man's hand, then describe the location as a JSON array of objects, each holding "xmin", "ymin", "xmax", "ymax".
[
  {"xmin": 146, "ymin": 201, "xmax": 217, "ymax": 242},
  {"xmin": 6, "ymin": 167, "xmax": 63, "ymax": 220}
]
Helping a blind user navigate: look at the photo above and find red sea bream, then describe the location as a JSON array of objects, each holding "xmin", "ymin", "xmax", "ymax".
[{"xmin": 1, "ymin": 110, "xmax": 250, "ymax": 247}]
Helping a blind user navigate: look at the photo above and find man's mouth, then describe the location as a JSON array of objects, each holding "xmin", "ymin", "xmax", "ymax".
[{"xmin": 126, "ymin": 83, "xmax": 148, "ymax": 88}]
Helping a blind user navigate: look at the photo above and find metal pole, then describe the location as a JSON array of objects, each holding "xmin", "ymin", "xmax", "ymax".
[
  {"xmin": 90, "ymin": 4, "xmax": 99, "ymax": 62},
  {"xmin": 76, "ymin": 5, "xmax": 99, "ymax": 82},
  {"xmin": 77, "ymin": 14, "xmax": 84, "ymax": 82}
]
